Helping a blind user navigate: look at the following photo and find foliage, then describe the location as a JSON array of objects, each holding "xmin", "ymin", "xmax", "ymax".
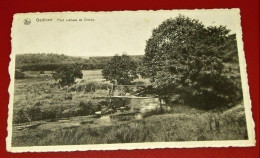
[
  {"xmin": 53, "ymin": 64, "xmax": 83, "ymax": 87},
  {"xmin": 141, "ymin": 15, "xmax": 240, "ymax": 109},
  {"xmin": 26, "ymin": 105, "xmax": 42, "ymax": 121},
  {"xmin": 16, "ymin": 53, "xmax": 86, "ymax": 67},
  {"xmin": 102, "ymin": 54, "xmax": 138, "ymax": 85},
  {"xmin": 15, "ymin": 70, "xmax": 26, "ymax": 79},
  {"xmin": 13, "ymin": 108, "xmax": 29, "ymax": 123},
  {"xmin": 78, "ymin": 100, "xmax": 101, "ymax": 115},
  {"xmin": 109, "ymin": 98, "xmax": 130, "ymax": 110},
  {"xmin": 222, "ymin": 34, "xmax": 239, "ymax": 62},
  {"xmin": 15, "ymin": 53, "xmax": 143, "ymax": 71}
]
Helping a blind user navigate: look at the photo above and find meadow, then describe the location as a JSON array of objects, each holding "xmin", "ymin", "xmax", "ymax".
[{"xmin": 11, "ymin": 70, "xmax": 248, "ymax": 146}]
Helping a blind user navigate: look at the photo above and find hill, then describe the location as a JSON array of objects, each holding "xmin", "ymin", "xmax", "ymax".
[{"xmin": 15, "ymin": 53, "xmax": 143, "ymax": 71}]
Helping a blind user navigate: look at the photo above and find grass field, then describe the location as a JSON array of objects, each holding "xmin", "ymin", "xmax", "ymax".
[{"xmin": 11, "ymin": 69, "xmax": 248, "ymax": 146}]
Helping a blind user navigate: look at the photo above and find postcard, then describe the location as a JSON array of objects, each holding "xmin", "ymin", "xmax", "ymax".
[{"xmin": 7, "ymin": 9, "xmax": 255, "ymax": 152}]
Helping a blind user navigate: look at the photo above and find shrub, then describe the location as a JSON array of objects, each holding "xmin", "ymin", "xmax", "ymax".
[
  {"xmin": 78, "ymin": 100, "xmax": 101, "ymax": 116},
  {"xmin": 26, "ymin": 105, "xmax": 42, "ymax": 121},
  {"xmin": 15, "ymin": 70, "xmax": 26, "ymax": 79},
  {"xmin": 61, "ymin": 107, "xmax": 81, "ymax": 118},
  {"xmin": 41, "ymin": 106, "xmax": 61, "ymax": 120},
  {"xmin": 13, "ymin": 108, "xmax": 29, "ymax": 124},
  {"xmin": 109, "ymin": 98, "xmax": 130, "ymax": 110}
]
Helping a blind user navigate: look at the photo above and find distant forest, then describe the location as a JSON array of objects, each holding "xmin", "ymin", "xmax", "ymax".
[
  {"xmin": 15, "ymin": 53, "xmax": 143, "ymax": 71},
  {"xmin": 15, "ymin": 33, "xmax": 238, "ymax": 72}
]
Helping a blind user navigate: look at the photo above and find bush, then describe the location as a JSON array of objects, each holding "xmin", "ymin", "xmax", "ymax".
[
  {"xmin": 14, "ymin": 103, "xmax": 62, "ymax": 123},
  {"xmin": 15, "ymin": 70, "xmax": 26, "ymax": 79},
  {"xmin": 13, "ymin": 108, "xmax": 29, "ymax": 124},
  {"xmin": 41, "ymin": 106, "xmax": 61, "ymax": 120},
  {"xmin": 109, "ymin": 98, "xmax": 130, "ymax": 110},
  {"xmin": 61, "ymin": 107, "xmax": 81, "ymax": 118},
  {"xmin": 78, "ymin": 100, "xmax": 101, "ymax": 116},
  {"xmin": 26, "ymin": 105, "xmax": 42, "ymax": 121}
]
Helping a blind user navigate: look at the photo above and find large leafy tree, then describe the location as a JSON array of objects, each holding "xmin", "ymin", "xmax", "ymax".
[
  {"xmin": 142, "ymin": 15, "xmax": 239, "ymax": 109},
  {"xmin": 53, "ymin": 64, "xmax": 83, "ymax": 87},
  {"xmin": 102, "ymin": 54, "xmax": 138, "ymax": 85}
]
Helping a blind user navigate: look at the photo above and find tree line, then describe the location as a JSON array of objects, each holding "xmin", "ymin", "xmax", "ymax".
[{"xmin": 15, "ymin": 53, "xmax": 143, "ymax": 71}]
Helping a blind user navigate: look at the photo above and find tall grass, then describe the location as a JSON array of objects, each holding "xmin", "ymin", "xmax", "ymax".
[{"xmin": 12, "ymin": 104, "xmax": 247, "ymax": 146}]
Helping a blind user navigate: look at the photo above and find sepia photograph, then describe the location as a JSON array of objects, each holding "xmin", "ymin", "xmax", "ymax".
[{"xmin": 7, "ymin": 9, "xmax": 255, "ymax": 152}]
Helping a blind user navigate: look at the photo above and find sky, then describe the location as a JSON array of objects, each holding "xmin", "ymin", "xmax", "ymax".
[{"xmin": 12, "ymin": 9, "xmax": 241, "ymax": 57}]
